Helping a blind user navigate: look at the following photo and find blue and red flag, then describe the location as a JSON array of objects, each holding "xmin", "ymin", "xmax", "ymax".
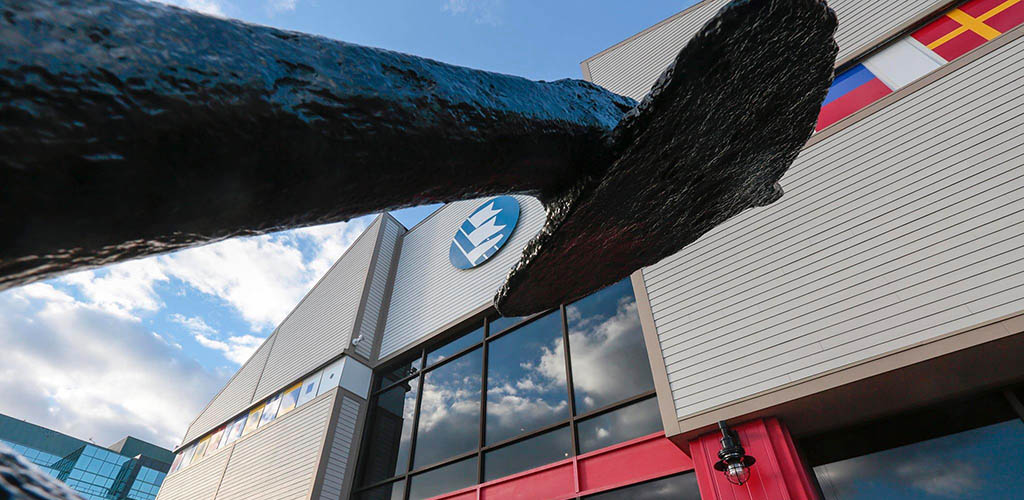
[{"xmin": 816, "ymin": 64, "xmax": 893, "ymax": 131}]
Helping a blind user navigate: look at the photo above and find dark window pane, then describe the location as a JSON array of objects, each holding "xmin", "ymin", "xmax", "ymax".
[
  {"xmin": 486, "ymin": 311, "xmax": 568, "ymax": 444},
  {"xmin": 380, "ymin": 357, "xmax": 422, "ymax": 390},
  {"xmin": 814, "ymin": 419, "xmax": 1024, "ymax": 500},
  {"xmin": 414, "ymin": 348, "xmax": 482, "ymax": 467},
  {"xmin": 407, "ymin": 457, "xmax": 477, "ymax": 500},
  {"xmin": 427, "ymin": 326, "xmax": 484, "ymax": 366},
  {"xmin": 361, "ymin": 378, "xmax": 419, "ymax": 484},
  {"xmin": 585, "ymin": 473, "xmax": 700, "ymax": 499},
  {"xmin": 357, "ymin": 480, "xmax": 405, "ymax": 500},
  {"xmin": 488, "ymin": 315, "xmax": 527, "ymax": 336},
  {"xmin": 567, "ymin": 279, "xmax": 654, "ymax": 412},
  {"xmin": 484, "ymin": 426, "xmax": 572, "ymax": 482},
  {"xmin": 577, "ymin": 397, "xmax": 662, "ymax": 453}
]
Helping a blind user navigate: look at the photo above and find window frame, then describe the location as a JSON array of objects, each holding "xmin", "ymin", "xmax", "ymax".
[{"xmin": 355, "ymin": 282, "xmax": 659, "ymax": 499}]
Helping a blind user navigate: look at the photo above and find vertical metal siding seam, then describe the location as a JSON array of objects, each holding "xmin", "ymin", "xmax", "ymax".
[
  {"xmin": 348, "ymin": 216, "xmax": 392, "ymax": 364},
  {"xmin": 253, "ymin": 217, "xmax": 382, "ymax": 400}
]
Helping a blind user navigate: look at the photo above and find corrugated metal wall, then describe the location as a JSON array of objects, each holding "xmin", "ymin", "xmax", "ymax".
[
  {"xmin": 378, "ymin": 196, "xmax": 546, "ymax": 360},
  {"xmin": 182, "ymin": 215, "xmax": 402, "ymax": 446},
  {"xmin": 355, "ymin": 217, "xmax": 404, "ymax": 360},
  {"xmin": 182, "ymin": 334, "xmax": 277, "ymax": 444},
  {"xmin": 214, "ymin": 392, "xmax": 335, "ymax": 500},
  {"xmin": 640, "ymin": 35, "xmax": 1024, "ymax": 421},
  {"xmin": 583, "ymin": 0, "xmax": 946, "ymax": 101},
  {"xmin": 252, "ymin": 218, "xmax": 383, "ymax": 401},
  {"xmin": 154, "ymin": 446, "xmax": 231, "ymax": 500},
  {"xmin": 316, "ymin": 396, "xmax": 361, "ymax": 500}
]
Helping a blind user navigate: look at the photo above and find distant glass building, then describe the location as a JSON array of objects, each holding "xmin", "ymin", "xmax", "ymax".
[{"xmin": 0, "ymin": 413, "xmax": 173, "ymax": 500}]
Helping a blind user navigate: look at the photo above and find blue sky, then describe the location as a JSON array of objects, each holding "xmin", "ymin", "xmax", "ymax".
[{"xmin": 0, "ymin": 0, "xmax": 696, "ymax": 450}]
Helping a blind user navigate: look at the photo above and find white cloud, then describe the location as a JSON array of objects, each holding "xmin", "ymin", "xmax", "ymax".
[
  {"xmin": 157, "ymin": 219, "xmax": 369, "ymax": 332},
  {"xmin": 266, "ymin": 0, "xmax": 298, "ymax": 15},
  {"xmin": 441, "ymin": 0, "xmax": 503, "ymax": 26},
  {"xmin": 0, "ymin": 218, "xmax": 372, "ymax": 448},
  {"xmin": 169, "ymin": 313, "xmax": 217, "ymax": 336},
  {"xmin": 194, "ymin": 333, "xmax": 264, "ymax": 365},
  {"xmin": 60, "ymin": 218, "xmax": 370, "ymax": 336},
  {"xmin": 149, "ymin": 0, "xmax": 227, "ymax": 17},
  {"xmin": 60, "ymin": 260, "xmax": 169, "ymax": 320},
  {"xmin": 170, "ymin": 313, "xmax": 264, "ymax": 365},
  {"xmin": 0, "ymin": 289, "xmax": 226, "ymax": 449}
]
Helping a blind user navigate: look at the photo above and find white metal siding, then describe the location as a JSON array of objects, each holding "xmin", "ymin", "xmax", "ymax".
[
  {"xmin": 356, "ymin": 217, "xmax": 403, "ymax": 360},
  {"xmin": 215, "ymin": 392, "xmax": 335, "ymax": 500},
  {"xmin": 253, "ymin": 218, "xmax": 383, "ymax": 401},
  {"xmin": 182, "ymin": 334, "xmax": 276, "ymax": 444},
  {"xmin": 585, "ymin": 0, "xmax": 729, "ymax": 101},
  {"xmin": 640, "ymin": 36, "xmax": 1024, "ymax": 421},
  {"xmin": 154, "ymin": 446, "xmax": 231, "ymax": 500},
  {"xmin": 379, "ymin": 196, "xmax": 546, "ymax": 359},
  {"xmin": 829, "ymin": 0, "xmax": 947, "ymax": 62},
  {"xmin": 317, "ymin": 396, "xmax": 361, "ymax": 500},
  {"xmin": 584, "ymin": 0, "xmax": 946, "ymax": 100}
]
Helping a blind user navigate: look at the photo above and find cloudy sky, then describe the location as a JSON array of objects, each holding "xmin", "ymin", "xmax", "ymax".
[{"xmin": 0, "ymin": 0, "xmax": 695, "ymax": 451}]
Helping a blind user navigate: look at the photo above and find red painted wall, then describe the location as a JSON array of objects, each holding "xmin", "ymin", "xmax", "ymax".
[
  {"xmin": 429, "ymin": 432, "xmax": 693, "ymax": 500},
  {"xmin": 689, "ymin": 418, "xmax": 820, "ymax": 500}
]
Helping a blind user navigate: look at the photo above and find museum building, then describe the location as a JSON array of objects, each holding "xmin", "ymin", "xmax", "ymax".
[{"xmin": 154, "ymin": 0, "xmax": 1024, "ymax": 499}]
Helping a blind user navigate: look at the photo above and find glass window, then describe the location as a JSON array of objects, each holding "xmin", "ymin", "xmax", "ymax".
[
  {"xmin": 277, "ymin": 382, "xmax": 302, "ymax": 417},
  {"xmin": 814, "ymin": 419, "xmax": 1024, "ymax": 499},
  {"xmin": 207, "ymin": 427, "xmax": 226, "ymax": 455},
  {"xmin": 357, "ymin": 480, "xmax": 405, "ymax": 500},
  {"xmin": 407, "ymin": 457, "xmax": 477, "ymax": 500},
  {"xmin": 259, "ymin": 394, "xmax": 282, "ymax": 428},
  {"xmin": 178, "ymin": 444, "xmax": 196, "ymax": 468},
  {"xmin": 486, "ymin": 311, "xmax": 568, "ymax": 444},
  {"xmin": 584, "ymin": 472, "xmax": 700, "ymax": 499},
  {"xmin": 487, "ymin": 315, "xmax": 526, "ymax": 336},
  {"xmin": 566, "ymin": 279, "xmax": 654, "ymax": 412},
  {"xmin": 226, "ymin": 415, "xmax": 246, "ymax": 443},
  {"xmin": 380, "ymin": 357, "xmax": 422, "ymax": 389},
  {"xmin": 427, "ymin": 326, "xmax": 483, "ymax": 366},
  {"xmin": 296, "ymin": 371, "xmax": 322, "ymax": 407},
  {"xmin": 484, "ymin": 426, "xmax": 572, "ymax": 481},
  {"xmin": 414, "ymin": 348, "xmax": 482, "ymax": 467},
  {"xmin": 169, "ymin": 452, "xmax": 183, "ymax": 474},
  {"xmin": 577, "ymin": 397, "xmax": 662, "ymax": 454},
  {"xmin": 242, "ymin": 405, "xmax": 264, "ymax": 436},
  {"xmin": 361, "ymin": 378, "xmax": 419, "ymax": 485}
]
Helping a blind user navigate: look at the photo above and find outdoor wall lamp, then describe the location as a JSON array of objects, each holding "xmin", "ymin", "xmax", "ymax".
[{"xmin": 713, "ymin": 421, "xmax": 756, "ymax": 485}]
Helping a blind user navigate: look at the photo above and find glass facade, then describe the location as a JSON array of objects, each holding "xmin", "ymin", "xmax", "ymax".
[
  {"xmin": 0, "ymin": 439, "xmax": 169, "ymax": 500},
  {"xmin": 804, "ymin": 388, "xmax": 1024, "ymax": 500},
  {"xmin": 583, "ymin": 472, "xmax": 700, "ymax": 499},
  {"xmin": 355, "ymin": 278, "xmax": 660, "ymax": 499}
]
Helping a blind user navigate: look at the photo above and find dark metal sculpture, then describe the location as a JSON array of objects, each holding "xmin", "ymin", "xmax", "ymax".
[
  {"xmin": 0, "ymin": 0, "xmax": 837, "ymax": 318},
  {"xmin": 0, "ymin": 442, "xmax": 84, "ymax": 500}
]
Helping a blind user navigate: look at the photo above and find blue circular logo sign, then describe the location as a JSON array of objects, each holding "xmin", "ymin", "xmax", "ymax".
[{"xmin": 449, "ymin": 196, "xmax": 520, "ymax": 270}]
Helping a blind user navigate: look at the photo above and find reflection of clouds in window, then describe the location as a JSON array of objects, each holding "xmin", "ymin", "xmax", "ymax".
[
  {"xmin": 577, "ymin": 397, "xmax": 661, "ymax": 454},
  {"xmin": 555, "ymin": 279, "xmax": 654, "ymax": 411},
  {"xmin": 484, "ymin": 426, "xmax": 572, "ymax": 481},
  {"xmin": 815, "ymin": 420, "xmax": 1024, "ymax": 499},
  {"xmin": 584, "ymin": 472, "xmax": 700, "ymax": 499},
  {"xmin": 414, "ymin": 349, "xmax": 482, "ymax": 467},
  {"xmin": 487, "ymin": 312, "xmax": 568, "ymax": 444},
  {"xmin": 407, "ymin": 457, "xmax": 477, "ymax": 500},
  {"xmin": 362, "ymin": 378, "xmax": 418, "ymax": 484}
]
